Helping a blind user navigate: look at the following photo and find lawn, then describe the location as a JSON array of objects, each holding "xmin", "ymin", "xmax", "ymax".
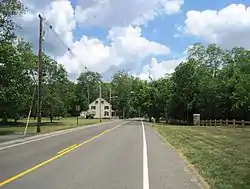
[
  {"xmin": 155, "ymin": 125, "xmax": 250, "ymax": 189},
  {"xmin": 0, "ymin": 117, "xmax": 106, "ymax": 135}
]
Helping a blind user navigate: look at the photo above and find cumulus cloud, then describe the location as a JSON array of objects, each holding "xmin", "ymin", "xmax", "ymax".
[
  {"xmin": 17, "ymin": 0, "xmax": 175, "ymax": 80},
  {"xmin": 56, "ymin": 26, "xmax": 170, "ymax": 80},
  {"xmin": 17, "ymin": 0, "xmax": 75, "ymax": 56},
  {"xmin": 75, "ymin": 0, "xmax": 184, "ymax": 27},
  {"xmin": 136, "ymin": 57, "xmax": 184, "ymax": 80},
  {"xmin": 108, "ymin": 26, "xmax": 170, "ymax": 58},
  {"xmin": 20, "ymin": 0, "xmax": 52, "ymax": 10},
  {"xmin": 183, "ymin": 4, "xmax": 250, "ymax": 48}
]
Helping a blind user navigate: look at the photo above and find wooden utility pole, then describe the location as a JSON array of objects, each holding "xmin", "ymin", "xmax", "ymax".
[
  {"xmin": 99, "ymin": 82, "xmax": 102, "ymax": 121},
  {"xmin": 87, "ymin": 87, "xmax": 90, "ymax": 105},
  {"xmin": 37, "ymin": 14, "xmax": 43, "ymax": 133},
  {"xmin": 109, "ymin": 88, "xmax": 112, "ymax": 119}
]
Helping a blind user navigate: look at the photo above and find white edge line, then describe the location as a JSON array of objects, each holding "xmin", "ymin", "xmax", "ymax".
[
  {"xmin": 0, "ymin": 120, "xmax": 122, "ymax": 151},
  {"xmin": 142, "ymin": 120, "xmax": 150, "ymax": 189}
]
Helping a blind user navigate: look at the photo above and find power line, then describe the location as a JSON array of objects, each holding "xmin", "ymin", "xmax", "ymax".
[
  {"xmin": 23, "ymin": 5, "xmax": 89, "ymax": 71},
  {"xmin": 42, "ymin": 18, "xmax": 88, "ymax": 70}
]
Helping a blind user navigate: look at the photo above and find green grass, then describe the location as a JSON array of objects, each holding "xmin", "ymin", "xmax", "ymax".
[
  {"xmin": 0, "ymin": 117, "xmax": 107, "ymax": 135},
  {"xmin": 155, "ymin": 125, "xmax": 250, "ymax": 189}
]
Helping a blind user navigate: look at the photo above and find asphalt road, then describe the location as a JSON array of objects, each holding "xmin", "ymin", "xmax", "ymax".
[{"xmin": 0, "ymin": 120, "xmax": 203, "ymax": 189}]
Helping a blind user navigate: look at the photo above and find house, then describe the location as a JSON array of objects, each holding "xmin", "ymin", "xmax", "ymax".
[{"xmin": 88, "ymin": 97, "xmax": 113, "ymax": 118}]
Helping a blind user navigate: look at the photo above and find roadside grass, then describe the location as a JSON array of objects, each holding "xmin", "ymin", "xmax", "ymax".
[
  {"xmin": 155, "ymin": 125, "xmax": 250, "ymax": 189},
  {"xmin": 0, "ymin": 117, "xmax": 107, "ymax": 135}
]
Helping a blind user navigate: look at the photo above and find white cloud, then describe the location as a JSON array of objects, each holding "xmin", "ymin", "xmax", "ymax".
[
  {"xmin": 75, "ymin": 0, "xmax": 184, "ymax": 27},
  {"xmin": 136, "ymin": 57, "xmax": 184, "ymax": 80},
  {"xmin": 42, "ymin": 0, "xmax": 76, "ymax": 46},
  {"xmin": 17, "ymin": 0, "xmax": 75, "ymax": 55},
  {"xmin": 184, "ymin": 4, "xmax": 250, "ymax": 48},
  {"xmin": 17, "ymin": 0, "xmax": 173, "ymax": 80},
  {"xmin": 108, "ymin": 26, "xmax": 170, "ymax": 58},
  {"xmin": 20, "ymin": 0, "xmax": 52, "ymax": 10},
  {"xmin": 56, "ymin": 36, "xmax": 123, "ymax": 75},
  {"xmin": 163, "ymin": 0, "xmax": 184, "ymax": 14},
  {"xmin": 57, "ymin": 26, "xmax": 170, "ymax": 79}
]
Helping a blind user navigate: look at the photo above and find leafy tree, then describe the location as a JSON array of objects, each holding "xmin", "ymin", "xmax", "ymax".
[
  {"xmin": 111, "ymin": 71, "xmax": 133, "ymax": 118},
  {"xmin": 76, "ymin": 71, "xmax": 102, "ymax": 112},
  {"xmin": 0, "ymin": 40, "xmax": 34, "ymax": 122},
  {"xmin": 0, "ymin": 0, "xmax": 25, "ymax": 42},
  {"xmin": 41, "ymin": 55, "xmax": 73, "ymax": 122}
]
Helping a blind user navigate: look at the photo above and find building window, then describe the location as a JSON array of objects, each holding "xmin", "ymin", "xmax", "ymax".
[
  {"xmin": 101, "ymin": 101, "xmax": 104, "ymax": 104},
  {"xmin": 95, "ymin": 101, "xmax": 98, "ymax": 104},
  {"xmin": 104, "ymin": 111, "xmax": 109, "ymax": 116},
  {"xmin": 91, "ymin": 106, "xmax": 96, "ymax": 110},
  {"xmin": 104, "ymin": 106, "xmax": 109, "ymax": 110}
]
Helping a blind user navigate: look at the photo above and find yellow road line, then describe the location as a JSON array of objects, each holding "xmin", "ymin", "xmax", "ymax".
[
  {"xmin": 0, "ymin": 124, "xmax": 122, "ymax": 187},
  {"xmin": 57, "ymin": 144, "xmax": 78, "ymax": 154},
  {"xmin": 102, "ymin": 129, "xmax": 110, "ymax": 135}
]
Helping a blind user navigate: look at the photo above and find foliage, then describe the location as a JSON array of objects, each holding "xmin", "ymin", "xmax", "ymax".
[
  {"xmin": 0, "ymin": 40, "xmax": 34, "ymax": 122},
  {"xmin": 0, "ymin": 0, "xmax": 25, "ymax": 42},
  {"xmin": 41, "ymin": 55, "xmax": 74, "ymax": 122},
  {"xmin": 2, "ymin": 0, "xmax": 250, "ymax": 124},
  {"xmin": 76, "ymin": 71, "xmax": 102, "ymax": 112}
]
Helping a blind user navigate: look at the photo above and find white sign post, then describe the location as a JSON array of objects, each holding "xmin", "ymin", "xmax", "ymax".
[
  {"xmin": 193, "ymin": 114, "xmax": 200, "ymax": 126},
  {"xmin": 76, "ymin": 105, "xmax": 80, "ymax": 126}
]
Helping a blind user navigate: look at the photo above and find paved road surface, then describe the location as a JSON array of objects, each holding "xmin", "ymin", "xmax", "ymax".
[
  {"xmin": 0, "ymin": 120, "xmax": 203, "ymax": 189},
  {"xmin": 0, "ymin": 135, "xmax": 27, "ymax": 144}
]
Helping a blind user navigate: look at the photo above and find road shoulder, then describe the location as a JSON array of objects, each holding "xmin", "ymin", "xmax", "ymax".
[
  {"xmin": 154, "ymin": 124, "xmax": 210, "ymax": 189},
  {"xmin": 145, "ymin": 122, "xmax": 205, "ymax": 189},
  {"xmin": 0, "ymin": 120, "xmax": 118, "ymax": 150}
]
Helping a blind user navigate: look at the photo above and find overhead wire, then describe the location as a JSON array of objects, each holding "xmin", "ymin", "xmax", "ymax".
[
  {"xmin": 42, "ymin": 20, "xmax": 88, "ymax": 70},
  {"xmin": 23, "ymin": 5, "xmax": 89, "ymax": 71},
  {"xmin": 43, "ymin": 19, "xmax": 88, "ymax": 71},
  {"xmin": 23, "ymin": 3, "xmax": 106, "ymax": 105}
]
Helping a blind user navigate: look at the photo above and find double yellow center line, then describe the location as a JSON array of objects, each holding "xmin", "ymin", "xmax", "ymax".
[
  {"xmin": 0, "ymin": 124, "xmax": 123, "ymax": 187},
  {"xmin": 57, "ymin": 144, "xmax": 78, "ymax": 154}
]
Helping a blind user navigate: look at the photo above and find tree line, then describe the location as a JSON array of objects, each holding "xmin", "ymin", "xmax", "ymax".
[{"xmin": 2, "ymin": 0, "xmax": 250, "ymax": 124}]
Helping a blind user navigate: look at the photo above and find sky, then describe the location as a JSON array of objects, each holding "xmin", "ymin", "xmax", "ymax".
[{"xmin": 16, "ymin": 0, "xmax": 250, "ymax": 81}]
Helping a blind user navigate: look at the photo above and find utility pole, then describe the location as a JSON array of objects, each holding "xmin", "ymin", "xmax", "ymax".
[
  {"xmin": 37, "ymin": 14, "xmax": 43, "ymax": 133},
  {"xmin": 109, "ymin": 88, "xmax": 112, "ymax": 119},
  {"xmin": 99, "ymin": 82, "xmax": 102, "ymax": 121},
  {"xmin": 86, "ymin": 75, "xmax": 90, "ymax": 106},
  {"xmin": 87, "ymin": 87, "xmax": 90, "ymax": 105}
]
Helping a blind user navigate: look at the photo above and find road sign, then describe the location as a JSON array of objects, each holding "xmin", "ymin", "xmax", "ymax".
[{"xmin": 76, "ymin": 105, "xmax": 80, "ymax": 112}]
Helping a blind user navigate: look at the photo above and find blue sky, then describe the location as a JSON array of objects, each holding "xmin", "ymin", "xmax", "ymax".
[
  {"xmin": 73, "ymin": 0, "xmax": 248, "ymax": 53},
  {"xmin": 19, "ymin": 0, "xmax": 250, "ymax": 80}
]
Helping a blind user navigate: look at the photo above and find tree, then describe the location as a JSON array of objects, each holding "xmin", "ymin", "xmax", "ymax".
[
  {"xmin": 129, "ymin": 78, "xmax": 150, "ymax": 117},
  {"xmin": 0, "ymin": 40, "xmax": 35, "ymax": 122},
  {"xmin": 0, "ymin": 0, "xmax": 25, "ymax": 42},
  {"xmin": 41, "ymin": 55, "xmax": 73, "ymax": 122},
  {"xmin": 76, "ymin": 71, "xmax": 102, "ymax": 112},
  {"xmin": 111, "ymin": 71, "xmax": 133, "ymax": 118}
]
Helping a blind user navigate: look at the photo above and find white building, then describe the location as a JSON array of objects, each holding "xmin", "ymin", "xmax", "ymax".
[{"xmin": 88, "ymin": 97, "xmax": 112, "ymax": 118}]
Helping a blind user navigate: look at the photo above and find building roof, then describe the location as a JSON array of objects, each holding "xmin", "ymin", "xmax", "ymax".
[{"xmin": 89, "ymin": 97, "xmax": 110, "ymax": 105}]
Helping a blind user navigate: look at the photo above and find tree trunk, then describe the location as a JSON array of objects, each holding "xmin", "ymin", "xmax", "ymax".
[
  {"xmin": 155, "ymin": 117, "xmax": 160, "ymax": 123},
  {"xmin": 164, "ymin": 114, "xmax": 168, "ymax": 124},
  {"xmin": 50, "ymin": 115, "xmax": 53, "ymax": 123},
  {"xmin": 2, "ymin": 114, "xmax": 8, "ymax": 123},
  {"xmin": 149, "ymin": 117, "xmax": 152, "ymax": 122}
]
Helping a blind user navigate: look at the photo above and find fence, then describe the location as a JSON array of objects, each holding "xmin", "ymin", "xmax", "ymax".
[{"xmin": 200, "ymin": 119, "xmax": 250, "ymax": 127}]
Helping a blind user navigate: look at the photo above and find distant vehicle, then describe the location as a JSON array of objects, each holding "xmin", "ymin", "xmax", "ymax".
[
  {"xmin": 80, "ymin": 110, "xmax": 95, "ymax": 119},
  {"xmin": 86, "ymin": 111, "xmax": 95, "ymax": 119}
]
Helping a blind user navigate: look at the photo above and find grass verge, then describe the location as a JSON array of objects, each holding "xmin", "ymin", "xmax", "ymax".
[
  {"xmin": 0, "ymin": 117, "xmax": 107, "ymax": 135},
  {"xmin": 155, "ymin": 125, "xmax": 250, "ymax": 189}
]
